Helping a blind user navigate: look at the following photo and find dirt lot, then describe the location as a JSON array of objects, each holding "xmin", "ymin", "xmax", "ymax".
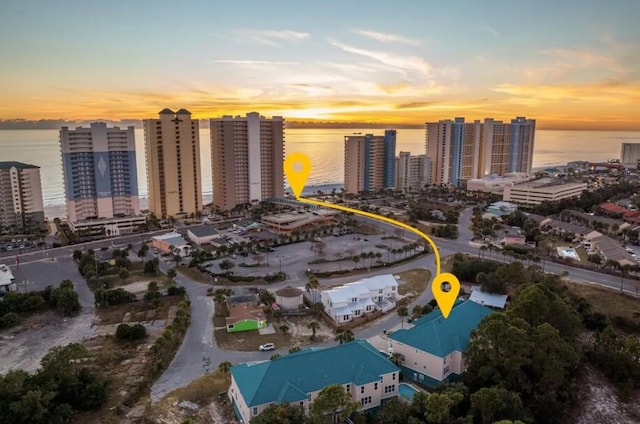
[
  {"xmin": 571, "ymin": 365, "xmax": 640, "ymax": 424},
  {"xmin": 0, "ymin": 308, "xmax": 96, "ymax": 375},
  {"xmin": 397, "ymin": 269, "xmax": 431, "ymax": 297},
  {"xmin": 143, "ymin": 370, "xmax": 235, "ymax": 424},
  {"xmin": 564, "ymin": 280, "xmax": 640, "ymax": 323},
  {"xmin": 213, "ymin": 315, "xmax": 333, "ymax": 351}
]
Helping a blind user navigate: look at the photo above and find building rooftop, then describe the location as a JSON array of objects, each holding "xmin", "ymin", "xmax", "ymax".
[
  {"xmin": 511, "ymin": 179, "xmax": 587, "ymax": 193},
  {"xmin": 230, "ymin": 340, "xmax": 399, "ymax": 407},
  {"xmin": 225, "ymin": 303, "xmax": 265, "ymax": 326},
  {"xmin": 152, "ymin": 232, "xmax": 188, "ymax": 246},
  {"xmin": 159, "ymin": 108, "xmax": 175, "ymax": 114},
  {"xmin": 468, "ymin": 286, "xmax": 508, "ymax": 309},
  {"xmin": 275, "ymin": 286, "xmax": 303, "ymax": 297},
  {"xmin": 176, "ymin": 108, "xmax": 191, "ymax": 114},
  {"xmin": 187, "ymin": 225, "xmax": 220, "ymax": 238},
  {"xmin": 389, "ymin": 300, "xmax": 493, "ymax": 357},
  {"xmin": 0, "ymin": 264, "xmax": 15, "ymax": 287},
  {"xmin": 0, "ymin": 161, "xmax": 39, "ymax": 170}
]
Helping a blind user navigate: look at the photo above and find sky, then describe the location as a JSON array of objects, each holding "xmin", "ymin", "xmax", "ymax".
[{"xmin": 0, "ymin": 0, "xmax": 639, "ymax": 130}]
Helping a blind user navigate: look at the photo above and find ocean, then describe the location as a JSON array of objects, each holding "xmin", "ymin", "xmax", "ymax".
[{"xmin": 0, "ymin": 128, "xmax": 638, "ymax": 218}]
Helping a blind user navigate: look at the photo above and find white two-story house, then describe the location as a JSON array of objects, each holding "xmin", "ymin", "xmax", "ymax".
[
  {"xmin": 229, "ymin": 340, "xmax": 400, "ymax": 424},
  {"xmin": 320, "ymin": 274, "xmax": 398, "ymax": 324}
]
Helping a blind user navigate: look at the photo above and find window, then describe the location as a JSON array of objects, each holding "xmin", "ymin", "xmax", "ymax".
[
  {"xmin": 360, "ymin": 386, "xmax": 365, "ymax": 394},
  {"xmin": 253, "ymin": 407, "xmax": 258, "ymax": 416},
  {"xmin": 374, "ymin": 383, "xmax": 378, "ymax": 390},
  {"xmin": 392, "ymin": 373, "xmax": 396, "ymax": 380},
  {"xmin": 346, "ymin": 384, "xmax": 350, "ymax": 392}
]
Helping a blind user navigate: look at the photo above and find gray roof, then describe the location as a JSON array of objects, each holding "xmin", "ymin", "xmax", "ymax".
[
  {"xmin": 188, "ymin": 225, "xmax": 220, "ymax": 238},
  {"xmin": 159, "ymin": 108, "xmax": 175, "ymax": 114},
  {"xmin": 0, "ymin": 161, "xmax": 39, "ymax": 170},
  {"xmin": 592, "ymin": 235, "xmax": 636, "ymax": 264},
  {"xmin": 176, "ymin": 108, "xmax": 191, "ymax": 114}
]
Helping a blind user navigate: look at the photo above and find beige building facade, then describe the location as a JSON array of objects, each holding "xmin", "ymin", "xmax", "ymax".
[
  {"xmin": 210, "ymin": 113, "xmax": 284, "ymax": 211},
  {"xmin": 344, "ymin": 130, "xmax": 396, "ymax": 194},
  {"xmin": 143, "ymin": 109, "xmax": 202, "ymax": 217},
  {"xmin": 503, "ymin": 179, "xmax": 588, "ymax": 205},
  {"xmin": 396, "ymin": 151, "xmax": 432, "ymax": 192},
  {"xmin": 426, "ymin": 117, "xmax": 535, "ymax": 186},
  {"xmin": 0, "ymin": 162, "xmax": 45, "ymax": 233}
]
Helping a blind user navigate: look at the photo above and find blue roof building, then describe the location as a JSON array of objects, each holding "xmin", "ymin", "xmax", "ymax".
[
  {"xmin": 229, "ymin": 340, "xmax": 400, "ymax": 423},
  {"xmin": 388, "ymin": 300, "xmax": 493, "ymax": 388}
]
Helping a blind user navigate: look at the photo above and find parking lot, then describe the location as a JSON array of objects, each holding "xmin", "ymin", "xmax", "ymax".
[
  {"xmin": 0, "ymin": 236, "xmax": 43, "ymax": 257},
  {"xmin": 198, "ymin": 231, "xmax": 416, "ymax": 282}
]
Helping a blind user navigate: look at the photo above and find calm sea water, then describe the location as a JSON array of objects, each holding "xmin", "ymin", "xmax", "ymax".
[{"xmin": 0, "ymin": 128, "xmax": 638, "ymax": 216}]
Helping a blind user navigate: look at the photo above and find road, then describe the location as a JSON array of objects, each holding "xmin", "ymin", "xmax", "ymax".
[{"xmin": 3, "ymin": 207, "xmax": 637, "ymax": 401}]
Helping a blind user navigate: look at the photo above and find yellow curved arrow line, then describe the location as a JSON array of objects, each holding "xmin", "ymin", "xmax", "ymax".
[{"xmin": 296, "ymin": 196, "xmax": 441, "ymax": 275}]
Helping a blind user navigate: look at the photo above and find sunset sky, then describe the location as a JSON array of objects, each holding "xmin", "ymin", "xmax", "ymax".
[{"xmin": 1, "ymin": 0, "xmax": 639, "ymax": 129}]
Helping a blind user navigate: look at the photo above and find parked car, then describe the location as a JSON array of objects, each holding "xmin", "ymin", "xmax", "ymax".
[
  {"xmin": 230, "ymin": 254, "xmax": 237, "ymax": 259},
  {"xmin": 259, "ymin": 343, "xmax": 275, "ymax": 351}
]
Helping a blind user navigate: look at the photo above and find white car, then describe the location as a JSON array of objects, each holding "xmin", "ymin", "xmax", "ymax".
[{"xmin": 259, "ymin": 343, "xmax": 275, "ymax": 351}]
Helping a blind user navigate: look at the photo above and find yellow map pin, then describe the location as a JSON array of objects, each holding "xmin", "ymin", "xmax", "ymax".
[
  {"xmin": 284, "ymin": 153, "xmax": 312, "ymax": 199},
  {"xmin": 431, "ymin": 272, "xmax": 461, "ymax": 318}
]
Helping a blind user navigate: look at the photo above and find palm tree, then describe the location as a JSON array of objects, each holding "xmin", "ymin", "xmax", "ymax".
[
  {"xmin": 390, "ymin": 352, "xmax": 405, "ymax": 366},
  {"xmin": 335, "ymin": 329, "xmax": 354, "ymax": 345},
  {"xmin": 218, "ymin": 361, "xmax": 232, "ymax": 374},
  {"xmin": 305, "ymin": 275, "xmax": 320, "ymax": 303},
  {"xmin": 280, "ymin": 324, "xmax": 290, "ymax": 335},
  {"xmin": 397, "ymin": 305, "xmax": 408, "ymax": 328},
  {"xmin": 308, "ymin": 321, "xmax": 320, "ymax": 340}
]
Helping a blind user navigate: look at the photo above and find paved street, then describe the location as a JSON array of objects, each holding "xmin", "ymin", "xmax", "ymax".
[{"xmin": 3, "ymin": 206, "xmax": 639, "ymax": 401}]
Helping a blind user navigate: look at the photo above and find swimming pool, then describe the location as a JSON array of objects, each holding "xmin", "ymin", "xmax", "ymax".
[{"xmin": 398, "ymin": 383, "xmax": 418, "ymax": 402}]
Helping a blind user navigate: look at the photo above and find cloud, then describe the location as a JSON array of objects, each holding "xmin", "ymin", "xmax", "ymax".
[
  {"xmin": 353, "ymin": 29, "xmax": 420, "ymax": 46},
  {"xmin": 213, "ymin": 59, "xmax": 299, "ymax": 66},
  {"xmin": 481, "ymin": 25, "xmax": 501, "ymax": 38},
  {"xmin": 328, "ymin": 38, "xmax": 432, "ymax": 76},
  {"xmin": 540, "ymin": 48, "xmax": 621, "ymax": 72},
  {"xmin": 235, "ymin": 30, "xmax": 310, "ymax": 46}
]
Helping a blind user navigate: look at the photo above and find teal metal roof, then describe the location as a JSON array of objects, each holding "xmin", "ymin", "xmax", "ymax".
[
  {"xmin": 389, "ymin": 300, "xmax": 493, "ymax": 358},
  {"xmin": 230, "ymin": 340, "xmax": 399, "ymax": 407}
]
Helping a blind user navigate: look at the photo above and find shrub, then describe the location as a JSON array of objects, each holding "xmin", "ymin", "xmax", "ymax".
[
  {"xmin": 115, "ymin": 323, "xmax": 147, "ymax": 340},
  {"xmin": 0, "ymin": 312, "xmax": 21, "ymax": 329},
  {"xmin": 167, "ymin": 285, "xmax": 186, "ymax": 296}
]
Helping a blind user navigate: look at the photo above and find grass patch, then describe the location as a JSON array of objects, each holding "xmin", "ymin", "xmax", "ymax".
[
  {"xmin": 397, "ymin": 268, "xmax": 432, "ymax": 296},
  {"xmin": 178, "ymin": 266, "xmax": 215, "ymax": 284},
  {"xmin": 96, "ymin": 296, "xmax": 183, "ymax": 325},
  {"xmin": 213, "ymin": 317, "xmax": 292, "ymax": 352},
  {"xmin": 355, "ymin": 224, "xmax": 380, "ymax": 235},
  {"xmin": 564, "ymin": 280, "xmax": 640, "ymax": 323},
  {"xmin": 164, "ymin": 370, "xmax": 230, "ymax": 405}
]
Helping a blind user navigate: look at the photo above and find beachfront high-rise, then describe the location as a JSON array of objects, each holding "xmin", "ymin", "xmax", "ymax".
[
  {"xmin": 60, "ymin": 122, "xmax": 139, "ymax": 223},
  {"xmin": 426, "ymin": 117, "xmax": 535, "ymax": 186},
  {"xmin": 620, "ymin": 143, "xmax": 640, "ymax": 169},
  {"xmin": 396, "ymin": 152, "xmax": 432, "ymax": 193},
  {"xmin": 210, "ymin": 112, "xmax": 284, "ymax": 211},
  {"xmin": 344, "ymin": 130, "xmax": 397, "ymax": 194},
  {"xmin": 143, "ymin": 109, "xmax": 202, "ymax": 217},
  {"xmin": 0, "ymin": 162, "xmax": 45, "ymax": 233}
]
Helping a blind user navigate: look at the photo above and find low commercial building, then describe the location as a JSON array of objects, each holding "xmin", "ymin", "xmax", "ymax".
[
  {"xmin": 151, "ymin": 232, "xmax": 191, "ymax": 257},
  {"xmin": 261, "ymin": 209, "xmax": 338, "ymax": 234},
  {"xmin": 486, "ymin": 201, "xmax": 518, "ymax": 217},
  {"xmin": 503, "ymin": 179, "xmax": 587, "ymax": 205},
  {"xmin": 0, "ymin": 264, "xmax": 16, "ymax": 292},
  {"xmin": 229, "ymin": 340, "xmax": 400, "ymax": 424},
  {"xmin": 187, "ymin": 225, "xmax": 222, "ymax": 245},
  {"xmin": 69, "ymin": 215, "xmax": 146, "ymax": 237},
  {"xmin": 388, "ymin": 300, "xmax": 493, "ymax": 388},
  {"xmin": 321, "ymin": 275, "xmax": 398, "ymax": 324},
  {"xmin": 467, "ymin": 173, "xmax": 533, "ymax": 194}
]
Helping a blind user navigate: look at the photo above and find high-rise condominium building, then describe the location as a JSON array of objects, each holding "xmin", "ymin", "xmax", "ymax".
[
  {"xmin": 426, "ymin": 117, "xmax": 535, "ymax": 186},
  {"xmin": 210, "ymin": 112, "xmax": 284, "ymax": 211},
  {"xmin": 344, "ymin": 130, "xmax": 397, "ymax": 194},
  {"xmin": 143, "ymin": 109, "xmax": 202, "ymax": 217},
  {"xmin": 60, "ymin": 122, "xmax": 139, "ymax": 223},
  {"xmin": 620, "ymin": 143, "xmax": 640, "ymax": 169},
  {"xmin": 0, "ymin": 162, "xmax": 45, "ymax": 233},
  {"xmin": 396, "ymin": 152, "xmax": 432, "ymax": 193}
]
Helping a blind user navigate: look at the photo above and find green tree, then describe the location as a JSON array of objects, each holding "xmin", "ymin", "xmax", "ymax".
[
  {"xmin": 334, "ymin": 329, "xmax": 354, "ymax": 345},
  {"xmin": 397, "ymin": 305, "xmax": 408, "ymax": 328},
  {"xmin": 55, "ymin": 287, "xmax": 81, "ymax": 316},
  {"xmin": 218, "ymin": 361, "xmax": 232, "ymax": 375},
  {"xmin": 375, "ymin": 397, "xmax": 409, "ymax": 424},
  {"xmin": 309, "ymin": 384, "xmax": 360, "ymax": 424},
  {"xmin": 280, "ymin": 324, "xmax": 290, "ymax": 335},
  {"xmin": 167, "ymin": 268, "xmax": 177, "ymax": 280},
  {"xmin": 305, "ymin": 275, "xmax": 320, "ymax": 304},
  {"xmin": 308, "ymin": 321, "xmax": 320, "ymax": 340},
  {"xmin": 144, "ymin": 281, "xmax": 162, "ymax": 301},
  {"xmin": 470, "ymin": 387, "xmax": 523, "ymax": 424},
  {"xmin": 424, "ymin": 391, "xmax": 464, "ymax": 423},
  {"xmin": 251, "ymin": 402, "xmax": 308, "ymax": 424},
  {"xmin": 220, "ymin": 259, "xmax": 235, "ymax": 271}
]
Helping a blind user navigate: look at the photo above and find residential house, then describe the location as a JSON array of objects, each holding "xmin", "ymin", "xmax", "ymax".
[
  {"xmin": 226, "ymin": 303, "xmax": 266, "ymax": 333},
  {"xmin": 589, "ymin": 234, "xmax": 637, "ymax": 268},
  {"xmin": 388, "ymin": 300, "xmax": 493, "ymax": 388},
  {"xmin": 321, "ymin": 274, "xmax": 398, "ymax": 324},
  {"xmin": 274, "ymin": 287, "xmax": 304, "ymax": 310},
  {"xmin": 486, "ymin": 201, "xmax": 518, "ymax": 217},
  {"xmin": 229, "ymin": 340, "xmax": 400, "ymax": 424},
  {"xmin": 187, "ymin": 225, "xmax": 222, "ymax": 245}
]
